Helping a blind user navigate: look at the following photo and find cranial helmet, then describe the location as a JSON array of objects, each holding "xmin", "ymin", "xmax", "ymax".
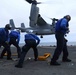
[
  {"xmin": 64, "ymin": 15, "xmax": 71, "ymax": 21},
  {"xmin": 5, "ymin": 24, "xmax": 11, "ymax": 30}
]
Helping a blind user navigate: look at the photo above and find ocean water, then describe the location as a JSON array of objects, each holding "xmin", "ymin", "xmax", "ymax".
[{"xmin": 19, "ymin": 42, "xmax": 76, "ymax": 46}]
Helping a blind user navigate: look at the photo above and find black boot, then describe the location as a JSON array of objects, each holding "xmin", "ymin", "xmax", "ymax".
[
  {"xmin": 50, "ymin": 61, "xmax": 60, "ymax": 66},
  {"xmin": 62, "ymin": 58, "xmax": 71, "ymax": 62},
  {"xmin": 7, "ymin": 58, "xmax": 12, "ymax": 60},
  {"xmin": 15, "ymin": 64, "xmax": 23, "ymax": 68}
]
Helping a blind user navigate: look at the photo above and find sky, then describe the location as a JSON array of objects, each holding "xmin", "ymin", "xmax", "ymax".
[{"xmin": 0, "ymin": 0, "xmax": 76, "ymax": 43}]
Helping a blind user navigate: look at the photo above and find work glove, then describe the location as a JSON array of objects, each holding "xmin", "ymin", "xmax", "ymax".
[{"xmin": 66, "ymin": 27, "xmax": 70, "ymax": 34}]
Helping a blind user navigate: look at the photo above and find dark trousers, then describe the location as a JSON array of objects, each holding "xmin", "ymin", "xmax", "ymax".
[
  {"xmin": 51, "ymin": 32, "xmax": 68, "ymax": 62},
  {"xmin": 0, "ymin": 42, "xmax": 11, "ymax": 59},
  {"xmin": 17, "ymin": 39, "xmax": 38, "ymax": 66},
  {"xmin": 9, "ymin": 38, "xmax": 21, "ymax": 58}
]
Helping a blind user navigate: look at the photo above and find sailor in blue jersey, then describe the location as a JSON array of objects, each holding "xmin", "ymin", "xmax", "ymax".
[
  {"xmin": 0, "ymin": 24, "xmax": 12, "ymax": 60},
  {"xmin": 9, "ymin": 30, "xmax": 21, "ymax": 58},
  {"xmin": 50, "ymin": 15, "xmax": 71, "ymax": 66},
  {"xmin": 15, "ymin": 33, "xmax": 40, "ymax": 68}
]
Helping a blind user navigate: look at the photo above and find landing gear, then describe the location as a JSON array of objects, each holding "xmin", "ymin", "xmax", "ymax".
[{"xmin": 40, "ymin": 35, "xmax": 43, "ymax": 38}]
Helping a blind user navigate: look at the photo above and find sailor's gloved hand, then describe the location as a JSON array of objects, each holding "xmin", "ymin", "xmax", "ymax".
[
  {"xmin": 66, "ymin": 27, "xmax": 70, "ymax": 34},
  {"xmin": 66, "ymin": 29, "xmax": 70, "ymax": 33},
  {"xmin": 64, "ymin": 38, "xmax": 68, "ymax": 42}
]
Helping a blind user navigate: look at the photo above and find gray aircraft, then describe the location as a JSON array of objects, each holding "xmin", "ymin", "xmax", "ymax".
[{"xmin": 10, "ymin": 0, "xmax": 58, "ymax": 38}]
